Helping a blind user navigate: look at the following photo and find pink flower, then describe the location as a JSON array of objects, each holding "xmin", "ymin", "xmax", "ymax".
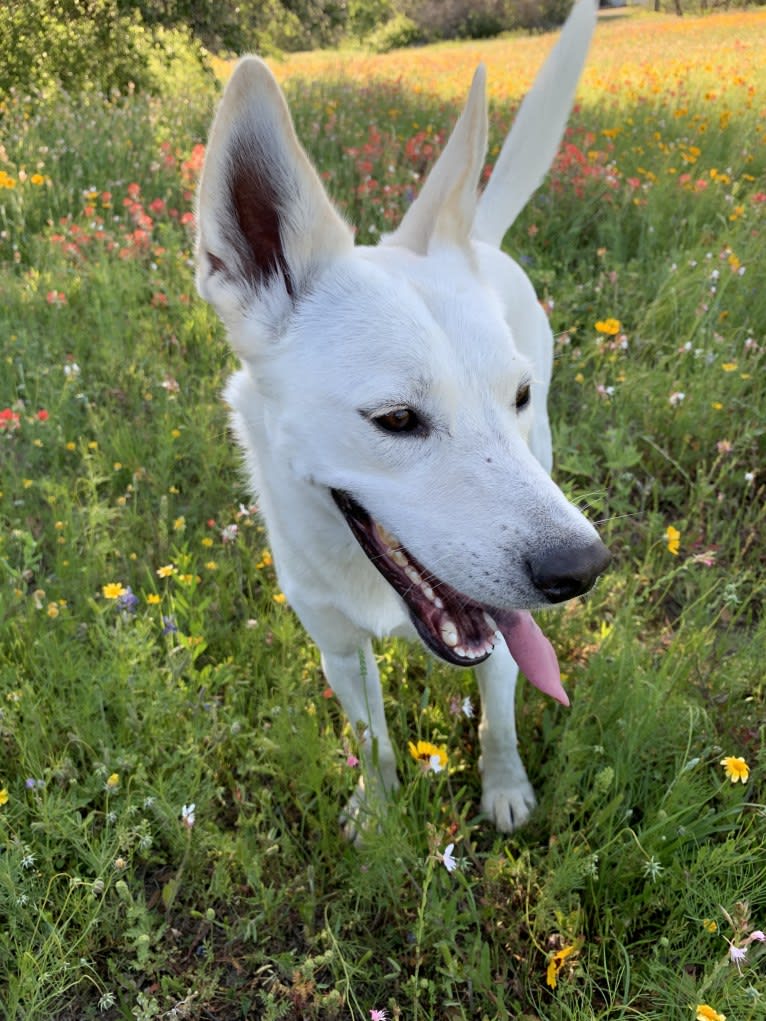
[
  {"xmin": 369, "ymin": 1011, "xmax": 388, "ymax": 1021},
  {"xmin": 346, "ymin": 754, "xmax": 359, "ymax": 768}
]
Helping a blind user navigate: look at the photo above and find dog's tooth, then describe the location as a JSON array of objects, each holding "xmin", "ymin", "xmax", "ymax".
[
  {"xmin": 483, "ymin": 611, "xmax": 498, "ymax": 633},
  {"xmin": 433, "ymin": 596, "xmax": 444, "ymax": 610},
  {"xmin": 422, "ymin": 583, "xmax": 435, "ymax": 602},
  {"xmin": 391, "ymin": 549, "xmax": 408, "ymax": 567},
  {"xmin": 375, "ymin": 521, "xmax": 397, "ymax": 547},
  {"xmin": 404, "ymin": 566, "xmax": 422, "ymax": 586},
  {"xmin": 440, "ymin": 621, "xmax": 459, "ymax": 648}
]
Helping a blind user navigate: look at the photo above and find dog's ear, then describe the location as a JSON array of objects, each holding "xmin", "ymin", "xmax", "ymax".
[
  {"xmin": 472, "ymin": 0, "xmax": 596, "ymax": 246},
  {"xmin": 196, "ymin": 57, "xmax": 353, "ymax": 335},
  {"xmin": 383, "ymin": 65, "xmax": 488, "ymax": 255}
]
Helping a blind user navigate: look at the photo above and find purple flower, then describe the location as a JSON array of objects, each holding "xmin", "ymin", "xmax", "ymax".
[
  {"xmin": 117, "ymin": 586, "xmax": 139, "ymax": 613},
  {"xmin": 162, "ymin": 615, "xmax": 178, "ymax": 635}
]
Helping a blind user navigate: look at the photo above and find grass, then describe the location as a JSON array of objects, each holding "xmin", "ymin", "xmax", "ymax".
[{"xmin": 1, "ymin": 7, "xmax": 765, "ymax": 1019}]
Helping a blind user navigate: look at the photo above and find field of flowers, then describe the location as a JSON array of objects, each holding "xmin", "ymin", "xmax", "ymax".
[{"xmin": 0, "ymin": 8, "xmax": 765, "ymax": 1020}]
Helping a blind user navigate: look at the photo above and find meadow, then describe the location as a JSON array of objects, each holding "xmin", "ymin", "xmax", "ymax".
[{"xmin": 1, "ymin": 7, "xmax": 765, "ymax": 1019}]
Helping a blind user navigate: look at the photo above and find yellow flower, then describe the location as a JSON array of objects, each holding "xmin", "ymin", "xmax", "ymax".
[
  {"xmin": 204, "ymin": 560, "xmax": 218, "ymax": 571},
  {"xmin": 696, "ymin": 1006, "xmax": 726, "ymax": 1021},
  {"xmin": 146, "ymin": 593, "xmax": 161, "ymax": 605},
  {"xmin": 546, "ymin": 944, "xmax": 576, "ymax": 989},
  {"xmin": 666, "ymin": 525, "xmax": 681, "ymax": 556},
  {"xmin": 0, "ymin": 787, "xmax": 9, "ymax": 806},
  {"xmin": 106, "ymin": 773, "xmax": 120, "ymax": 789},
  {"xmin": 102, "ymin": 582, "xmax": 127, "ymax": 599},
  {"xmin": 30, "ymin": 173, "xmax": 46, "ymax": 186},
  {"xmin": 702, "ymin": 919, "xmax": 718, "ymax": 933},
  {"xmin": 595, "ymin": 318, "xmax": 622, "ymax": 336},
  {"xmin": 201, "ymin": 537, "xmax": 214, "ymax": 548},
  {"xmin": 156, "ymin": 564, "xmax": 176, "ymax": 578},
  {"xmin": 47, "ymin": 602, "xmax": 60, "ymax": 618},
  {"xmin": 273, "ymin": 592, "xmax": 287, "ymax": 605},
  {"xmin": 721, "ymin": 362, "xmax": 737, "ymax": 372},
  {"xmin": 65, "ymin": 441, "xmax": 76, "ymax": 451},
  {"xmin": 408, "ymin": 739, "xmax": 448, "ymax": 773},
  {"xmin": 173, "ymin": 516, "xmax": 186, "ymax": 532},
  {"xmin": 720, "ymin": 756, "xmax": 749, "ymax": 784}
]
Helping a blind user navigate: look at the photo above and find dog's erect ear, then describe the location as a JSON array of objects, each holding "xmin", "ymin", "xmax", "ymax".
[
  {"xmin": 383, "ymin": 65, "xmax": 488, "ymax": 255},
  {"xmin": 196, "ymin": 57, "xmax": 353, "ymax": 332},
  {"xmin": 472, "ymin": 0, "xmax": 596, "ymax": 247}
]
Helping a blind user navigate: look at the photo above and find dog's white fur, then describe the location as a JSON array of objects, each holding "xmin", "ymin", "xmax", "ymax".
[{"xmin": 196, "ymin": 0, "xmax": 607, "ymax": 833}]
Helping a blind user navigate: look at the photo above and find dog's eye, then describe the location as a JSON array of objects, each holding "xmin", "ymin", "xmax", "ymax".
[
  {"xmin": 515, "ymin": 382, "xmax": 531, "ymax": 412},
  {"xmin": 373, "ymin": 407, "xmax": 423, "ymax": 434}
]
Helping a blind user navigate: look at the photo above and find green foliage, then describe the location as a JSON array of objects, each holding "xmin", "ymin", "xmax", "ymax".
[
  {"xmin": 0, "ymin": 0, "xmax": 213, "ymax": 99},
  {"xmin": 366, "ymin": 12, "xmax": 423, "ymax": 51}
]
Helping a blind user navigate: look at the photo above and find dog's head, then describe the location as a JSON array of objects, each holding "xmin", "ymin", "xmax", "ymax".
[{"xmin": 196, "ymin": 8, "xmax": 609, "ymax": 700}]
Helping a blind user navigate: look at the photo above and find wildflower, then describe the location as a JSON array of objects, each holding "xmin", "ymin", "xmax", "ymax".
[
  {"xmin": 696, "ymin": 1005, "xmax": 726, "ymax": 1021},
  {"xmin": 47, "ymin": 602, "xmax": 60, "ymax": 618},
  {"xmin": 346, "ymin": 754, "xmax": 359, "ymax": 767},
  {"xmin": 744, "ymin": 470, "xmax": 755, "ymax": 484},
  {"xmin": 273, "ymin": 592, "xmax": 286, "ymax": 605},
  {"xmin": 669, "ymin": 391, "xmax": 685, "ymax": 406},
  {"xmin": 716, "ymin": 439, "xmax": 732, "ymax": 455},
  {"xmin": 595, "ymin": 318, "xmax": 622, "ymax": 335},
  {"xmin": 720, "ymin": 756, "xmax": 749, "ymax": 783},
  {"xmin": 370, "ymin": 1011, "xmax": 388, "ymax": 1021},
  {"xmin": 643, "ymin": 856, "xmax": 665, "ymax": 882},
  {"xmin": 146, "ymin": 593, "xmax": 161, "ymax": 605},
  {"xmin": 221, "ymin": 523, "xmax": 238, "ymax": 543},
  {"xmin": 441, "ymin": 843, "xmax": 458, "ymax": 873},
  {"xmin": 0, "ymin": 788, "xmax": 9, "ymax": 806},
  {"xmin": 408, "ymin": 739, "xmax": 448, "ymax": 773},
  {"xmin": 162, "ymin": 616, "xmax": 178, "ymax": 635},
  {"xmin": 728, "ymin": 941, "xmax": 747, "ymax": 972},
  {"xmin": 0, "ymin": 408, "xmax": 21, "ymax": 431},
  {"xmin": 748, "ymin": 930, "xmax": 765, "ymax": 943},
  {"xmin": 105, "ymin": 773, "xmax": 120, "ymax": 790},
  {"xmin": 666, "ymin": 525, "xmax": 681, "ymax": 556},
  {"xmin": 546, "ymin": 944, "xmax": 576, "ymax": 989},
  {"xmin": 63, "ymin": 362, "xmax": 81, "ymax": 379},
  {"xmin": 156, "ymin": 563, "xmax": 176, "ymax": 578},
  {"xmin": 116, "ymin": 586, "xmax": 139, "ymax": 613},
  {"xmin": 181, "ymin": 803, "xmax": 196, "ymax": 828},
  {"xmin": 102, "ymin": 582, "xmax": 127, "ymax": 600},
  {"xmin": 703, "ymin": 919, "xmax": 718, "ymax": 933}
]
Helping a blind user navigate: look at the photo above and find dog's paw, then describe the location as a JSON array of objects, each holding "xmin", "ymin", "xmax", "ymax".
[{"xmin": 480, "ymin": 769, "xmax": 537, "ymax": 833}]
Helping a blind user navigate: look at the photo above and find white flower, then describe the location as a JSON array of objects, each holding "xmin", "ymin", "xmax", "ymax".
[
  {"xmin": 221, "ymin": 523, "xmax": 238, "ymax": 543},
  {"xmin": 729, "ymin": 942, "xmax": 748, "ymax": 973},
  {"xmin": 428, "ymin": 754, "xmax": 444, "ymax": 774},
  {"xmin": 181, "ymin": 803, "xmax": 196, "ymax": 828},
  {"xmin": 441, "ymin": 843, "xmax": 458, "ymax": 873},
  {"xmin": 461, "ymin": 696, "xmax": 474, "ymax": 718},
  {"xmin": 669, "ymin": 391, "xmax": 685, "ymax": 406}
]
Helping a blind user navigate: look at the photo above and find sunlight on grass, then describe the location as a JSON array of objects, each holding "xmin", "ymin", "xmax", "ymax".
[{"xmin": 0, "ymin": 9, "xmax": 764, "ymax": 1020}]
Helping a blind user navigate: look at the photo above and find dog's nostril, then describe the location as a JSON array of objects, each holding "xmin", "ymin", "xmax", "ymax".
[{"xmin": 529, "ymin": 539, "xmax": 611, "ymax": 604}]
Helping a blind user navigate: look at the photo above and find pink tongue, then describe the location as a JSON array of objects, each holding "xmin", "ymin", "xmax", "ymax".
[{"xmin": 497, "ymin": 610, "xmax": 569, "ymax": 707}]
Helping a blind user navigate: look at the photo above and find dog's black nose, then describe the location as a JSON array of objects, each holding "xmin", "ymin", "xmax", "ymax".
[{"xmin": 529, "ymin": 539, "xmax": 611, "ymax": 603}]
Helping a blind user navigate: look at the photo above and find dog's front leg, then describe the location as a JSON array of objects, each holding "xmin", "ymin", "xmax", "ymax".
[
  {"xmin": 321, "ymin": 640, "xmax": 399, "ymax": 839},
  {"xmin": 474, "ymin": 642, "xmax": 537, "ymax": 832}
]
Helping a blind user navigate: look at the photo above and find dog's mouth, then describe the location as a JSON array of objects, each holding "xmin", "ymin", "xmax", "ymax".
[{"xmin": 331, "ymin": 490, "xmax": 569, "ymax": 705}]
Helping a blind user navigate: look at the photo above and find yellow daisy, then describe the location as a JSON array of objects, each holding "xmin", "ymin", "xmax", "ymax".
[{"xmin": 720, "ymin": 756, "xmax": 749, "ymax": 784}]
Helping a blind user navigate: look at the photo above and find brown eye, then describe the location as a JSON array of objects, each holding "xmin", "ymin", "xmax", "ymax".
[
  {"xmin": 515, "ymin": 382, "xmax": 531, "ymax": 412},
  {"xmin": 373, "ymin": 407, "xmax": 422, "ymax": 434}
]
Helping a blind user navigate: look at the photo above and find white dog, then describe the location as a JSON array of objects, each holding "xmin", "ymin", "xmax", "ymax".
[{"xmin": 196, "ymin": 0, "xmax": 609, "ymax": 833}]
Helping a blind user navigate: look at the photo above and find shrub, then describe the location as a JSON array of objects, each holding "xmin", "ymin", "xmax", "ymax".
[
  {"xmin": 0, "ymin": 0, "xmax": 212, "ymax": 99},
  {"xmin": 367, "ymin": 12, "xmax": 423, "ymax": 51}
]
